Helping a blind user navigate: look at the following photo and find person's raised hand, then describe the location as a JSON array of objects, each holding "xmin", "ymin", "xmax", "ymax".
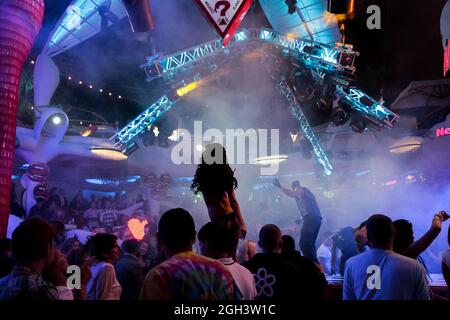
[
  {"xmin": 273, "ymin": 179, "xmax": 281, "ymax": 188},
  {"xmin": 432, "ymin": 211, "xmax": 448, "ymax": 230}
]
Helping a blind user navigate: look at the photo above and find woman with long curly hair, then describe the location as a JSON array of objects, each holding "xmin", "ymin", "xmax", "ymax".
[{"xmin": 191, "ymin": 144, "xmax": 247, "ymax": 254}]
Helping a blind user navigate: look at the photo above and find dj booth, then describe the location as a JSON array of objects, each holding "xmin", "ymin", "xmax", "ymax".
[{"xmin": 325, "ymin": 274, "xmax": 449, "ymax": 300}]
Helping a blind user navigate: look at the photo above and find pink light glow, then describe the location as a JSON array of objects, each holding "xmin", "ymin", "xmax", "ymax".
[{"xmin": 127, "ymin": 218, "xmax": 149, "ymax": 240}]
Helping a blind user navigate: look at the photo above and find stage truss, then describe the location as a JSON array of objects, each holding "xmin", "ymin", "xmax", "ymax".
[
  {"xmin": 143, "ymin": 28, "xmax": 356, "ymax": 82},
  {"xmin": 114, "ymin": 28, "xmax": 399, "ymax": 175},
  {"xmin": 277, "ymin": 76, "xmax": 333, "ymax": 175},
  {"xmin": 111, "ymin": 95, "xmax": 177, "ymax": 150}
]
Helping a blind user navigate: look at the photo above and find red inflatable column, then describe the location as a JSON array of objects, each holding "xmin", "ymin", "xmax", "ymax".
[{"xmin": 0, "ymin": 0, "xmax": 45, "ymax": 237}]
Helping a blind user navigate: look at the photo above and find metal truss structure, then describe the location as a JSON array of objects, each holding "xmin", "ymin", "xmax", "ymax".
[
  {"xmin": 277, "ymin": 76, "xmax": 333, "ymax": 176},
  {"xmin": 143, "ymin": 27, "xmax": 397, "ymax": 128},
  {"xmin": 336, "ymin": 86, "xmax": 400, "ymax": 128},
  {"xmin": 143, "ymin": 28, "xmax": 358, "ymax": 82},
  {"xmin": 111, "ymin": 95, "xmax": 176, "ymax": 151},
  {"xmin": 115, "ymin": 27, "xmax": 399, "ymax": 164}
]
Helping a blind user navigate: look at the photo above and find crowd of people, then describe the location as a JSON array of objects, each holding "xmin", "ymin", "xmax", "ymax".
[
  {"xmin": 0, "ymin": 209, "xmax": 449, "ymax": 301},
  {"xmin": 18, "ymin": 186, "xmax": 146, "ymax": 232},
  {"xmin": 0, "ymin": 144, "xmax": 449, "ymax": 300}
]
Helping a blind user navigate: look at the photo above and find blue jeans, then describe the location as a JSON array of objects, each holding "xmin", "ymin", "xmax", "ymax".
[{"xmin": 300, "ymin": 214, "xmax": 322, "ymax": 263}]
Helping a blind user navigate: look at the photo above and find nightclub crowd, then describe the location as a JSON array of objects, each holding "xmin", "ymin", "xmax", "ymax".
[{"xmin": 0, "ymin": 145, "xmax": 449, "ymax": 301}]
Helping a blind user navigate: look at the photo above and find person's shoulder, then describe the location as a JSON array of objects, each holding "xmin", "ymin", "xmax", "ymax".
[
  {"xmin": 388, "ymin": 251, "xmax": 423, "ymax": 268},
  {"xmin": 158, "ymin": 252, "xmax": 224, "ymax": 271},
  {"xmin": 296, "ymin": 254, "xmax": 319, "ymax": 270},
  {"xmin": 242, "ymin": 253, "xmax": 264, "ymax": 267},
  {"xmin": 96, "ymin": 261, "xmax": 115, "ymax": 272},
  {"xmin": 303, "ymin": 187, "xmax": 312, "ymax": 193},
  {"xmin": 116, "ymin": 255, "xmax": 134, "ymax": 267},
  {"xmin": 232, "ymin": 262, "xmax": 254, "ymax": 277},
  {"xmin": 282, "ymin": 257, "xmax": 304, "ymax": 274},
  {"xmin": 191, "ymin": 253, "xmax": 231, "ymax": 271},
  {"xmin": 345, "ymin": 250, "xmax": 367, "ymax": 266}
]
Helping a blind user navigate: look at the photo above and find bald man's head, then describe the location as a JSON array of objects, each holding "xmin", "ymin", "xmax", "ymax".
[{"xmin": 259, "ymin": 224, "xmax": 282, "ymax": 253}]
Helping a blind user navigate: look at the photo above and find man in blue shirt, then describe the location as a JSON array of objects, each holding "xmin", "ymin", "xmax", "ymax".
[
  {"xmin": 273, "ymin": 179, "xmax": 322, "ymax": 263},
  {"xmin": 343, "ymin": 214, "xmax": 430, "ymax": 300}
]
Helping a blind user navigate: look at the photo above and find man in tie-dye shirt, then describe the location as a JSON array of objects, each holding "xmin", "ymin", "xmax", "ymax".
[{"xmin": 140, "ymin": 208, "xmax": 241, "ymax": 300}]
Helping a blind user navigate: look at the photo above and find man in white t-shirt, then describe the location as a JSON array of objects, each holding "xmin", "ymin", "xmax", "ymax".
[
  {"xmin": 343, "ymin": 214, "xmax": 431, "ymax": 300},
  {"xmin": 198, "ymin": 222, "xmax": 257, "ymax": 300},
  {"xmin": 317, "ymin": 232, "xmax": 333, "ymax": 275}
]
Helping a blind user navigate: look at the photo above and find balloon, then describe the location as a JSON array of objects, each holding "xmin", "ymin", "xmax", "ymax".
[
  {"xmin": 143, "ymin": 172, "xmax": 158, "ymax": 188},
  {"xmin": 33, "ymin": 182, "xmax": 50, "ymax": 201},
  {"xmin": 159, "ymin": 173, "xmax": 172, "ymax": 187},
  {"xmin": 27, "ymin": 162, "xmax": 50, "ymax": 182}
]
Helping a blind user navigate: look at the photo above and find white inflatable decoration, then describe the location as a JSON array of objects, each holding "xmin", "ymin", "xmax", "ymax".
[
  {"xmin": 6, "ymin": 215, "xmax": 23, "ymax": 239},
  {"xmin": 33, "ymin": 54, "xmax": 60, "ymax": 106},
  {"xmin": 17, "ymin": 53, "xmax": 70, "ymax": 213}
]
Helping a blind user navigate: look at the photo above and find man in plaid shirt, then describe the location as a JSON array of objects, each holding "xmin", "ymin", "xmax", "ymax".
[
  {"xmin": 98, "ymin": 200, "xmax": 145, "ymax": 230},
  {"xmin": 0, "ymin": 218, "xmax": 59, "ymax": 300},
  {"xmin": 99, "ymin": 200, "xmax": 119, "ymax": 229}
]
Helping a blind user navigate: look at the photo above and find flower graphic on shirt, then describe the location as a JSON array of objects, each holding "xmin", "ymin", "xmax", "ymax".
[{"xmin": 253, "ymin": 268, "xmax": 276, "ymax": 298}]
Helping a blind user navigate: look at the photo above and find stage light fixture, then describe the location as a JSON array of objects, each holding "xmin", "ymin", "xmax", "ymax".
[
  {"xmin": 177, "ymin": 81, "xmax": 200, "ymax": 97},
  {"xmin": 350, "ymin": 117, "xmax": 368, "ymax": 133},
  {"xmin": 315, "ymin": 96, "xmax": 333, "ymax": 115},
  {"xmin": 285, "ymin": 0, "xmax": 298, "ymax": 15},
  {"xmin": 330, "ymin": 108, "xmax": 349, "ymax": 127},
  {"xmin": 142, "ymin": 130, "xmax": 156, "ymax": 146},
  {"xmin": 51, "ymin": 115, "xmax": 62, "ymax": 126},
  {"xmin": 156, "ymin": 118, "xmax": 176, "ymax": 148},
  {"xmin": 327, "ymin": 0, "xmax": 351, "ymax": 14},
  {"xmin": 99, "ymin": 2, "xmax": 119, "ymax": 31}
]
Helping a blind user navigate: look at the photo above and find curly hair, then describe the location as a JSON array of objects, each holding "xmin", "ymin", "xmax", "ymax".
[
  {"xmin": 86, "ymin": 233, "xmax": 118, "ymax": 261},
  {"xmin": 191, "ymin": 143, "xmax": 237, "ymax": 195}
]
